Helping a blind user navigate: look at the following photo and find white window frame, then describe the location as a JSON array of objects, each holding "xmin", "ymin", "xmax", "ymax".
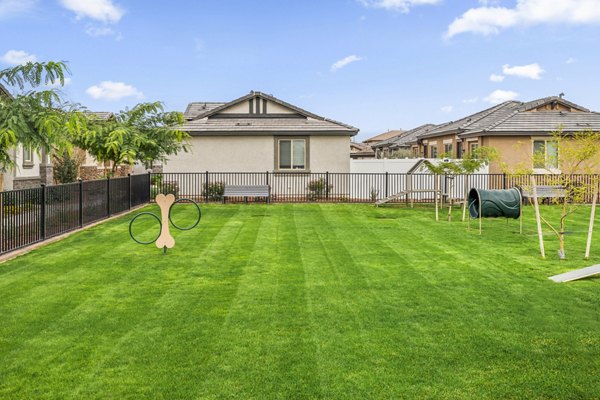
[
  {"xmin": 277, "ymin": 138, "xmax": 307, "ymax": 171},
  {"xmin": 22, "ymin": 147, "xmax": 34, "ymax": 168},
  {"xmin": 532, "ymin": 138, "xmax": 560, "ymax": 173}
]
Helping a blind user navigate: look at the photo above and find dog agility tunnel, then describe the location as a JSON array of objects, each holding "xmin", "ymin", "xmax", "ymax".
[{"xmin": 468, "ymin": 188, "xmax": 522, "ymax": 219}]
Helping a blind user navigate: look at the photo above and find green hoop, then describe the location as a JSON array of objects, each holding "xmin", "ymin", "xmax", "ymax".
[
  {"xmin": 129, "ymin": 212, "xmax": 162, "ymax": 245},
  {"xmin": 169, "ymin": 198, "xmax": 201, "ymax": 231}
]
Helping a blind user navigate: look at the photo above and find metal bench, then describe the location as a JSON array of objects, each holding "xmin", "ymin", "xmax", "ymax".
[
  {"xmin": 222, "ymin": 185, "xmax": 270, "ymax": 204},
  {"xmin": 520, "ymin": 185, "xmax": 566, "ymax": 204}
]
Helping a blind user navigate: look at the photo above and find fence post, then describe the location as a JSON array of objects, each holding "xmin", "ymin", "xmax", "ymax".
[
  {"xmin": 128, "ymin": 173, "xmax": 132, "ymax": 210},
  {"xmin": 266, "ymin": 171, "xmax": 269, "ymax": 186},
  {"xmin": 147, "ymin": 171, "xmax": 152, "ymax": 202},
  {"xmin": 385, "ymin": 172, "xmax": 389, "ymax": 198},
  {"xmin": 40, "ymin": 184, "xmax": 46, "ymax": 240},
  {"xmin": 78, "ymin": 179, "xmax": 83, "ymax": 228},
  {"xmin": 326, "ymin": 171, "xmax": 330, "ymax": 200},
  {"xmin": 205, "ymin": 171, "xmax": 209, "ymax": 203},
  {"xmin": 106, "ymin": 176, "xmax": 111, "ymax": 217},
  {"xmin": 503, "ymin": 173, "xmax": 507, "ymax": 189}
]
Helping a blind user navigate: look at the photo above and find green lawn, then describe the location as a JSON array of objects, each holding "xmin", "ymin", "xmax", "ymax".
[{"xmin": 1, "ymin": 204, "xmax": 599, "ymax": 399}]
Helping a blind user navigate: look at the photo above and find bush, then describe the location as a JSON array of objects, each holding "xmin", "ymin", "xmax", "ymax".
[
  {"xmin": 150, "ymin": 181, "xmax": 179, "ymax": 199},
  {"xmin": 307, "ymin": 178, "xmax": 332, "ymax": 201},
  {"xmin": 203, "ymin": 182, "xmax": 225, "ymax": 201},
  {"xmin": 150, "ymin": 174, "xmax": 163, "ymax": 186},
  {"xmin": 53, "ymin": 152, "xmax": 79, "ymax": 184}
]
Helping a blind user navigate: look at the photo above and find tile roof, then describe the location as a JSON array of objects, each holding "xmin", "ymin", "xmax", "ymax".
[
  {"xmin": 363, "ymin": 130, "xmax": 404, "ymax": 143},
  {"xmin": 372, "ymin": 124, "xmax": 437, "ymax": 148},
  {"xmin": 181, "ymin": 91, "xmax": 358, "ymax": 136},
  {"xmin": 184, "ymin": 102, "xmax": 226, "ymax": 119},
  {"xmin": 418, "ymin": 96, "xmax": 600, "ymax": 140}
]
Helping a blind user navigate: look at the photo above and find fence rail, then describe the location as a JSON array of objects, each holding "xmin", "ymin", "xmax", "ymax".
[
  {"xmin": 2, "ymin": 171, "xmax": 598, "ymax": 256},
  {"xmin": 0, "ymin": 173, "xmax": 150, "ymax": 255},
  {"xmin": 152, "ymin": 172, "xmax": 600, "ymax": 204}
]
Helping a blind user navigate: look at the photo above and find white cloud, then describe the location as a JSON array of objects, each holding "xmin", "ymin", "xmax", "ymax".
[
  {"xmin": 0, "ymin": 49, "xmax": 37, "ymax": 65},
  {"xmin": 446, "ymin": 0, "xmax": 600, "ymax": 38},
  {"xmin": 0, "ymin": 0, "xmax": 36, "ymax": 18},
  {"xmin": 45, "ymin": 77, "xmax": 72, "ymax": 88},
  {"xmin": 85, "ymin": 25, "xmax": 122, "ymax": 39},
  {"xmin": 566, "ymin": 57, "xmax": 576, "ymax": 64},
  {"xmin": 485, "ymin": 89, "xmax": 519, "ymax": 104},
  {"xmin": 441, "ymin": 105, "xmax": 453, "ymax": 113},
  {"xmin": 59, "ymin": 0, "xmax": 124, "ymax": 23},
  {"xmin": 502, "ymin": 63, "xmax": 544, "ymax": 79},
  {"xmin": 331, "ymin": 55, "xmax": 363, "ymax": 72},
  {"xmin": 462, "ymin": 97, "xmax": 479, "ymax": 104},
  {"xmin": 86, "ymin": 81, "xmax": 143, "ymax": 101},
  {"xmin": 489, "ymin": 73, "xmax": 505, "ymax": 82},
  {"xmin": 358, "ymin": 0, "xmax": 441, "ymax": 13}
]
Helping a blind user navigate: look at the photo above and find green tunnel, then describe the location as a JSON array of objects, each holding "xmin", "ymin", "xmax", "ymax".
[{"xmin": 468, "ymin": 188, "xmax": 522, "ymax": 219}]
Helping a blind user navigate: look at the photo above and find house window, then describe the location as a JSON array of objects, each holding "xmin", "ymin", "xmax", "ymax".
[
  {"xmin": 277, "ymin": 138, "xmax": 306, "ymax": 170},
  {"xmin": 23, "ymin": 147, "xmax": 33, "ymax": 168},
  {"xmin": 456, "ymin": 142, "xmax": 463, "ymax": 159},
  {"xmin": 423, "ymin": 145, "xmax": 428, "ymax": 158},
  {"xmin": 469, "ymin": 142, "xmax": 479, "ymax": 157},
  {"xmin": 444, "ymin": 143, "xmax": 453, "ymax": 157},
  {"xmin": 430, "ymin": 146, "xmax": 438, "ymax": 158},
  {"xmin": 533, "ymin": 140, "xmax": 558, "ymax": 170}
]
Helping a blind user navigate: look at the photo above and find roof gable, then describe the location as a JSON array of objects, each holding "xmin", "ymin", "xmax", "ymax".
[{"xmin": 180, "ymin": 91, "xmax": 358, "ymax": 135}]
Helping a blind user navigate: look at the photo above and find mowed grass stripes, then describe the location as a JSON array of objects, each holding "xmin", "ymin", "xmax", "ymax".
[{"xmin": 0, "ymin": 204, "xmax": 599, "ymax": 399}]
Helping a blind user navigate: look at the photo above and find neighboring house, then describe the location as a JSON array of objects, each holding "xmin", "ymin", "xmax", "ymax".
[
  {"xmin": 408, "ymin": 96, "xmax": 600, "ymax": 173},
  {"xmin": 350, "ymin": 142, "xmax": 375, "ymax": 159},
  {"xmin": 164, "ymin": 91, "xmax": 359, "ymax": 173},
  {"xmin": 0, "ymin": 83, "xmax": 52, "ymax": 190},
  {"xmin": 372, "ymin": 124, "xmax": 437, "ymax": 159},
  {"xmin": 363, "ymin": 130, "xmax": 404, "ymax": 147}
]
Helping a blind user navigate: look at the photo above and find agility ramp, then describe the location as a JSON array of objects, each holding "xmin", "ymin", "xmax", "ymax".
[{"xmin": 549, "ymin": 264, "xmax": 600, "ymax": 283}]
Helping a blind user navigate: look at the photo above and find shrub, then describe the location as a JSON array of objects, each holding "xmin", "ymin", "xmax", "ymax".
[
  {"xmin": 150, "ymin": 181, "xmax": 179, "ymax": 199},
  {"xmin": 203, "ymin": 182, "xmax": 225, "ymax": 201},
  {"xmin": 53, "ymin": 151, "xmax": 80, "ymax": 184},
  {"xmin": 307, "ymin": 178, "xmax": 332, "ymax": 201}
]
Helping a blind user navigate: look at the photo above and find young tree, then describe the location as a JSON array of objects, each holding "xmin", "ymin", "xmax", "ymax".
[
  {"xmin": 0, "ymin": 61, "xmax": 85, "ymax": 188},
  {"xmin": 528, "ymin": 129, "xmax": 600, "ymax": 259},
  {"xmin": 75, "ymin": 102, "xmax": 189, "ymax": 176}
]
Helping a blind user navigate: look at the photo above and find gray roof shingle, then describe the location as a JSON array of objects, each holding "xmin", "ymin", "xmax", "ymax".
[{"xmin": 181, "ymin": 91, "xmax": 358, "ymax": 136}]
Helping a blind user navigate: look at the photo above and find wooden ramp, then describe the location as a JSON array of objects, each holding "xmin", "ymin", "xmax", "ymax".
[
  {"xmin": 549, "ymin": 264, "xmax": 600, "ymax": 283},
  {"xmin": 375, "ymin": 191, "xmax": 408, "ymax": 206}
]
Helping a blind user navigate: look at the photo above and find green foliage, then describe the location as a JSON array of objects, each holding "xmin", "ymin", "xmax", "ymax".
[
  {"xmin": 150, "ymin": 181, "xmax": 179, "ymax": 199},
  {"xmin": 387, "ymin": 149, "xmax": 413, "ymax": 159},
  {"xmin": 53, "ymin": 151, "xmax": 80, "ymax": 183},
  {"xmin": 424, "ymin": 146, "xmax": 499, "ymax": 175},
  {"xmin": 203, "ymin": 181, "xmax": 225, "ymax": 201},
  {"xmin": 74, "ymin": 102, "xmax": 190, "ymax": 176},
  {"xmin": 0, "ymin": 61, "xmax": 84, "ymax": 169},
  {"xmin": 307, "ymin": 178, "xmax": 332, "ymax": 201}
]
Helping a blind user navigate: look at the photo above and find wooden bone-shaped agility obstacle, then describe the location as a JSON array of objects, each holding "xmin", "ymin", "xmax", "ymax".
[
  {"xmin": 129, "ymin": 194, "xmax": 201, "ymax": 253},
  {"xmin": 155, "ymin": 193, "xmax": 176, "ymax": 251}
]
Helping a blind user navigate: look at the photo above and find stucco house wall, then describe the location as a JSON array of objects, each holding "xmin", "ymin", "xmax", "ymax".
[{"xmin": 164, "ymin": 91, "xmax": 358, "ymax": 174}]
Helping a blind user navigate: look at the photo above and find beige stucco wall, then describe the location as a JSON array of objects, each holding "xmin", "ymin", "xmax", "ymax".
[
  {"xmin": 309, "ymin": 136, "xmax": 351, "ymax": 172},
  {"xmin": 483, "ymin": 136, "xmax": 532, "ymax": 174},
  {"xmin": 163, "ymin": 135, "xmax": 352, "ymax": 173}
]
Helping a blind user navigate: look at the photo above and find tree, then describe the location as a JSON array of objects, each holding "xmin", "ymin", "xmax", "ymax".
[
  {"xmin": 526, "ymin": 129, "xmax": 600, "ymax": 259},
  {"xmin": 74, "ymin": 102, "xmax": 189, "ymax": 176},
  {"xmin": 0, "ymin": 61, "xmax": 85, "ymax": 187}
]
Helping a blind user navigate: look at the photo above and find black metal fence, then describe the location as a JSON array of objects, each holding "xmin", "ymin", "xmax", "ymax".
[
  {"xmin": 151, "ymin": 172, "xmax": 600, "ymax": 204},
  {"xmin": 0, "ymin": 173, "xmax": 151, "ymax": 255}
]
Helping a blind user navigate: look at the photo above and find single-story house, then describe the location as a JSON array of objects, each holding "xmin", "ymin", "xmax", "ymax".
[
  {"xmin": 407, "ymin": 96, "xmax": 600, "ymax": 173},
  {"xmin": 164, "ymin": 91, "xmax": 359, "ymax": 173},
  {"xmin": 372, "ymin": 124, "xmax": 437, "ymax": 159},
  {"xmin": 350, "ymin": 142, "xmax": 375, "ymax": 159}
]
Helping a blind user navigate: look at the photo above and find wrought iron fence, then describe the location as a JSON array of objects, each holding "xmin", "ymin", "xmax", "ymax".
[
  {"xmin": 0, "ymin": 173, "xmax": 151, "ymax": 255},
  {"xmin": 151, "ymin": 172, "xmax": 600, "ymax": 204}
]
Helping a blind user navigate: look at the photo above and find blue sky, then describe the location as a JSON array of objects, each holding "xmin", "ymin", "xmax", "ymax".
[{"xmin": 2, "ymin": 0, "xmax": 600, "ymax": 141}]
